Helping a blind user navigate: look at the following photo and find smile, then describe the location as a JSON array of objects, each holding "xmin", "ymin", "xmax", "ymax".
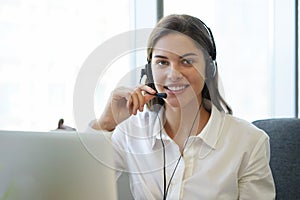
[{"xmin": 164, "ymin": 85, "xmax": 189, "ymax": 93}]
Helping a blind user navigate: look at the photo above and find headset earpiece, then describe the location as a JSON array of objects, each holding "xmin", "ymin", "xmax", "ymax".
[
  {"xmin": 205, "ymin": 60, "xmax": 217, "ymax": 79},
  {"xmin": 198, "ymin": 19, "xmax": 217, "ymax": 79},
  {"xmin": 145, "ymin": 63, "xmax": 156, "ymax": 91},
  {"xmin": 145, "ymin": 63, "xmax": 152, "ymax": 81},
  {"xmin": 140, "ymin": 62, "xmax": 157, "ymax": 91}
]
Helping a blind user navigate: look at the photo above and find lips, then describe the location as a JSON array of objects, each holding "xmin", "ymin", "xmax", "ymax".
[{"xmin": 164, "ymin": 84, "xmax": 189, "ymax": 94}]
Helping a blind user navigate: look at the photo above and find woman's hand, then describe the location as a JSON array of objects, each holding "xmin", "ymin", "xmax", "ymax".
[{"xmin": 92, "ymin": 85, "xmax": 156, "ymax": 131}]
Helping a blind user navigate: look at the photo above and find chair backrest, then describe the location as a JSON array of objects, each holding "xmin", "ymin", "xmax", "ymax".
[
  {"xmin": 117, "ymin": 172, "xmax": 134, "ymax": 199},
  {"xmin": 253, "ymin": 118, "xmax": 300, "ymax": 200}
]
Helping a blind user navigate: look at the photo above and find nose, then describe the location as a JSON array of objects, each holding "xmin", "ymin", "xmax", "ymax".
[{"xmin": 167, "ymin": 63, "xmax": 183, "ymax": 82}]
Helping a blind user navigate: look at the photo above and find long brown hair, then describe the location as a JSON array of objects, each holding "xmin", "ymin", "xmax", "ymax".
[{"xmin": 146, "ymin": 14, "xmax": 232, "ymax": 114}]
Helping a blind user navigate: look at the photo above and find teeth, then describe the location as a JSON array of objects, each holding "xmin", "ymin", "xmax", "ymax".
[{"xmin": 167, "ymin": 85, "xmax": 186, "ymax": 91}]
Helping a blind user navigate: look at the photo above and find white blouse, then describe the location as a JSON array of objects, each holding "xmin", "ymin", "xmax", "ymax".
[{"xmin": 91, "ymin": 105, "xmax": 275, "ymax": 200}]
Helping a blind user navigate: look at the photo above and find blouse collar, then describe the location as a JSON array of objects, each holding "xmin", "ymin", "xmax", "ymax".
[{"xmin": 151, "ymin": 104, "xmax": 225, "ymax": 150}]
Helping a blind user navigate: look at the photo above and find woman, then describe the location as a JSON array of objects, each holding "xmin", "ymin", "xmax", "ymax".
[{"xmin": 91, "ymin": 14, "xmax": 275, "ymax": 199}]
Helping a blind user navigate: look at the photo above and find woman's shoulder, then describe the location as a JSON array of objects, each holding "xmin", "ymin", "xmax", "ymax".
[
  {"xmin": 214, "ymin": 114, "xmax": 270, "ymax": 158},
  {"xmin": 223, "ymin": 114, "xmax": 269, "ymax": 142}
]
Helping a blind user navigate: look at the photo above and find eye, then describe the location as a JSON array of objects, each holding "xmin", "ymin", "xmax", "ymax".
[
  {"xmin": 155, "ymin": 60, "xmax": 169, "ymax": 66},
  {"xmin": 182, "ymin": 58, "xmax": 194, "ymax": 65}
]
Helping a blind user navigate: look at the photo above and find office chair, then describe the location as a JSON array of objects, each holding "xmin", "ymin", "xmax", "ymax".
[{"xmin": 253, "ymin": 118, "xmax": 300, "ymax": 200}]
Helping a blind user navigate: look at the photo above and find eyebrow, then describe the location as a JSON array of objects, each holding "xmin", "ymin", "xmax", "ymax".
[
  {"xmin": 153, "ymin": 55, "xmax": 168, "ymax": 59},
  {"xmin": 153, "ymin": 52, "xmax": 198, "ymax": 59},
  {"xmin": 179, "ymin": 53, "xmax": 198, "ymax": 58}
]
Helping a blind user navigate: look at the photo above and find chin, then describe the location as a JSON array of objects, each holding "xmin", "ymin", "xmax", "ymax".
[{"xmin": 165, "ymin": 97, "xmax": 192, "ymax": 109}]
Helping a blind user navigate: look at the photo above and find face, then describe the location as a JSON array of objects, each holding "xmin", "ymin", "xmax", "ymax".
[{"xmin": 151, "ymin": 33, "xmax": 206, "ymax": 108}]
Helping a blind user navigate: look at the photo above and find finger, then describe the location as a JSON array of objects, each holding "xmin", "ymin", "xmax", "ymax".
[
  {"xmin": 135, "ymin": 88, "xmax": 146, "ymax": 112},
  {"xmin": 129, "ymin": 92, "xmax": 140, "ymax": 115},
  {"xmin": 144, "ymin": 94, "xmax": 156, "ymax": 103},
  {"xmin": 111, "ymin": 87, "xmax": 133, "ymax": 101},
  {"xmin": 139, "ymin": 85, "xmax": 156, "ymax": 95},
  {"xmin": 126, "ymin": 95, "xmax": 133, "ymax": 114},
  {"xmin": 139, "ymin": 85, "xmax": 161, "ymax": 104},
  {"xmin": 133, "ymin": 92, "xmax": 144, "ymax": 114},
  {"xmin": 138, "ymin": 85, "xmax": 158, "ymax": 104}
]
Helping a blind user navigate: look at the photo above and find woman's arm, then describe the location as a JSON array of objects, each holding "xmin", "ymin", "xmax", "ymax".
[{"xmin": 238, "ymin": 136, "xmax": 276, "ymax": 200}]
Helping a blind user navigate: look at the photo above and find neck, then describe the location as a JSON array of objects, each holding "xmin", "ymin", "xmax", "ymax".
[{"xmin": 164, "ymin": 99, "xmax": 210, "ymax": 140}]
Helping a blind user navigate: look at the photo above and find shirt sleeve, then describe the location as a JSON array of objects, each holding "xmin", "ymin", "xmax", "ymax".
[
  {"xmin": 86, "ymin": 120, "xmax": 124, "ymax": 180},
  {"xmin": 238, "ymin": 135, "xmax": 276, "ymax": 200},
  {"xmin": 86, "ymin": 120, "xmax": 113, "ymax": 136}
]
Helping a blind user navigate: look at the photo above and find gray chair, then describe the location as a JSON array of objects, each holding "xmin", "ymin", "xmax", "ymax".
[
  {"xmin": 253, "ymin": 118, "xmax": 300, "ymax": 200},
  {"xmin": 117, "ymin": 172, "xmax": 134, "ymax": 200}
]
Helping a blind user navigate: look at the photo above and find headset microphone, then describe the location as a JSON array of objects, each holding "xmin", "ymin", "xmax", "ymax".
[
  {"xmin": 147, "ymin": 92, "xmax": 167, "ymax": 99},
  {"xmin": 154, "ymin": 93, "xmax": 167, "ymax": 99}
]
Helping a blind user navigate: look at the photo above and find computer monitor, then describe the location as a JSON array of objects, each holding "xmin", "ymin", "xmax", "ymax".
[{"xmin": 0, "ymin": 130, "xmax": 117, "ymax": 200}]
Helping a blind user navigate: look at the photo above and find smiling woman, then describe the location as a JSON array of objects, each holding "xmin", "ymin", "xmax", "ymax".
[{"xmin": 90, "ymin": 14, "xmax": 276, "ymax": 199}]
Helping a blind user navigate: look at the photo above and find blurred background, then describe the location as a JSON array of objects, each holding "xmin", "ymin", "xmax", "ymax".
[{"xmin": 0, "ymin": 0, "xmax": 298, "ymax": 131}]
